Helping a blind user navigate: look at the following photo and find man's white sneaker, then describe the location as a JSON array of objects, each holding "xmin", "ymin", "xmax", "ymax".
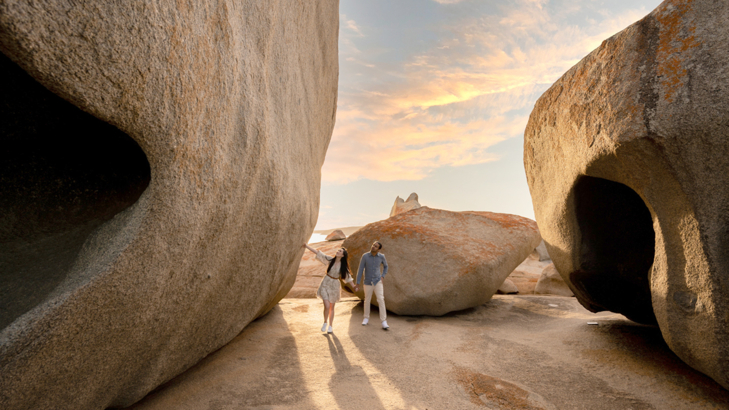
[
  {"xmin": 321, "ymin": 323, "xmax": 328, "ymax": 332},
  {"xmin": 327, "ymin": 326, "xmax": 333, "ymax": 334},
  {"xmin": 382, "ymin": 320, "xmax": 389, "ymax": 330},
  {"xmin": 362, "ymin": 318, "xmax": 369, "ymax": 326}
]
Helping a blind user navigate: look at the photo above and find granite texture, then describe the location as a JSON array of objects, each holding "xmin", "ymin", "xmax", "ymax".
[
  {"xmin": 0, "ymin": 1, "xmax": 339, "ymax": 408},
  {"xmin": 524, "ymin": 0, "xmax": 729, "ymax": 390},
  {"xmin": 342, "ymin": 207, "xmax": 541, "ymax": 316}
]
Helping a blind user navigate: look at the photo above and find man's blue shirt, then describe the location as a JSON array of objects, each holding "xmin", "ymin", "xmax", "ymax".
[{"xmin": 356, "ymin": 252, "xmax": 388, "ymax": 286}]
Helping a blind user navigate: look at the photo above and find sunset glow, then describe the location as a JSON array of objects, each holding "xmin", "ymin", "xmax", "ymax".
[{"xmin": 317, "ymin": 0, "xmax": 662, "ymax": 230}]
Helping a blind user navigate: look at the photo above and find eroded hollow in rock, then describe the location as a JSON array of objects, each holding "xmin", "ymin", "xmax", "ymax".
[
  {"xmin": 569, "ymin": 176, "xmax": 657, "ymax": 325},
  {"xmin": 0, "ymin": 52, "xmax": 150, "ymax": 330}
]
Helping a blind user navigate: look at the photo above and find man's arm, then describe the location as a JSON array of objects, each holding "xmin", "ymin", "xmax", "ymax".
[
  {"xmin": 380, "ymin": 254, "xmax": 388, "ymax": 278},
  {"xmin": 357, "ymin": 254, "xmax": 366, "ymax": 284}
]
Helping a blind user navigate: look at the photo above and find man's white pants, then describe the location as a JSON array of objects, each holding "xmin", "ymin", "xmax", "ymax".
[{"xmin": 363, "ymin": 281, "xmax": 387, "ymax": 322}]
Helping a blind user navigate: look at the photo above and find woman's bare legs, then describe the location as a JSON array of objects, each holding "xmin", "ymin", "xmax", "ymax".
[
  {"xmin": 328, "ymin": 302, "xmax": 336, "ymax": 326},
  {"xmin": 323, "ymin": 299, "xmax": 331, "ymax": 322}
]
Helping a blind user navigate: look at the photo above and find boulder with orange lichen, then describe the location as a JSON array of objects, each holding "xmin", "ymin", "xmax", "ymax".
[
  {"xmin": 342, "ymin": 207, "xmax": 541, "ymax": 316},
  {"xmin": 524, "ymin": 0, "xmax": 729, "ymax": 390}
]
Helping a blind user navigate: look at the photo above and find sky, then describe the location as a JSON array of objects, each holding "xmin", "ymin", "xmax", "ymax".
[{"xmin": 315, "ymin": 0, "xmax": 664, "ymax": 231}]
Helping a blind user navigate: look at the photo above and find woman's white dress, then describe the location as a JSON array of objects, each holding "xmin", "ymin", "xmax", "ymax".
[{"xmin": 315, "ymin": 250, "xmax": 354, "ymax": 302}]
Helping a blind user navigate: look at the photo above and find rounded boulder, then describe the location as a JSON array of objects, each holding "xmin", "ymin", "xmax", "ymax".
[{"xmin": 343, "ymin": 207, "xmax": 541, "ymax": 316}]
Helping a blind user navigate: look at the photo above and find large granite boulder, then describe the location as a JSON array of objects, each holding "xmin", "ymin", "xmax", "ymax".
[
  {"xmin": 0, "ymin": 1, "xmax": 338, "ymax": 409},
  {"xmin": 524, "ymin": 0, "xmax": 729, "ymax": 390},
  {"xmin": 390, "ymin": 192, "xmax": 422, "ymax": 217},
  {"xmin": 342, "ymin": 207, "xmax": 541, "ymax": 316}
]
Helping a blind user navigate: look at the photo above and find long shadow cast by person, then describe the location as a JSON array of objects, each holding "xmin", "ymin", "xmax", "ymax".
[{"xmin": 326, "ymin": 333, "xmax": 387, "ymax": 410}]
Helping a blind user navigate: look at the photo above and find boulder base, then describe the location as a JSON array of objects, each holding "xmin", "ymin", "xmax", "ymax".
[{"xmin": 497, "ymin": 279, "xmax": 519, "ymax": 295}]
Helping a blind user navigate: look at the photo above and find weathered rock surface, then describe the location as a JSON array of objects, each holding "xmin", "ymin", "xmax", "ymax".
[
  {"xmin": 0, "ymin": 1, "xmax": 339, "ymax": 409},
  {"xmin": 497, "ymin": 279, "xmax": 519, "ymax": 295},
  {"xmin": 524, "ymin": 0, "xmax": 729, "ymax": 389},
  {"xmin": 285, "ymin": 240, "xmax": 357, "ymax": 299},
  {"xmin": 390, "ymin": 192, "xmax": 421, "ymax": 217},
  {"xmin": 125, "ymin": 297, "xmax": 729, "ymax": 410},
  {"xmin": 535, "ymin": 240, "xmax": 551, "ymax": 261},
  {"xmin": 342, "ymin": 207, "xmax": 541, "ymax": 316},
  {"xmin": 534, "ymin": 264, "xmax": 574, "ymax": 297},
  {"xmin": 325, "ymin": 229, "xmax": 346, "ymax": 241}
]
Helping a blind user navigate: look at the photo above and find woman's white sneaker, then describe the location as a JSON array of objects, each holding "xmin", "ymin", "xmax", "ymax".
[
  {"xmin": 382, "ymin": 320, "xmax": 389, "ymax": 330},
  {"xmin": 321, "ymin": 322, "xmax": 328, "ymax": 332},
  {"xmin": 327, "ymin": 326, "xmax": 333, "ymax": 334}
]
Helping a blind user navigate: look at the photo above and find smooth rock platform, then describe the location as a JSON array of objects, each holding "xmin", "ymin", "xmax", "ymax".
[{"xmin": 126, "ymin": 296, "xmax": 729, "ymax": 409}]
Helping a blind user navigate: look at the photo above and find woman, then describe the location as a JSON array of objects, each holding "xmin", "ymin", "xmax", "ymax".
[{"xmin": 303, "ymin": 243, "xmax": 359, "ymax": 333}]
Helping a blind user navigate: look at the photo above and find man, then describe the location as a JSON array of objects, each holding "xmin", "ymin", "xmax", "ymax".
[{"xmin": 356, "ymin": 241, "xmax": 389, "ymax": 330}]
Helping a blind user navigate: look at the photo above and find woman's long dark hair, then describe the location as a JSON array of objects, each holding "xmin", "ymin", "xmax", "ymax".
[{"xmin": 327, "ymin": 247, "xmax": 350, "ymax": 279}]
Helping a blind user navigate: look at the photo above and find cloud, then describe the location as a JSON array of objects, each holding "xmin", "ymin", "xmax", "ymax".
[
  {"xmin": 340, "ymin": 14, "xmax": 364, "ymax": 37},
  {"xmin": 328, "ymin": 1, "xmax": 655, "ymax": 184}
]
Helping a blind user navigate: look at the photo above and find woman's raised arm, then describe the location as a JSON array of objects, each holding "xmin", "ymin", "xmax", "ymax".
[{"xmin": 303, "ymin": 243, "xmax": 318, "ymax": 254}]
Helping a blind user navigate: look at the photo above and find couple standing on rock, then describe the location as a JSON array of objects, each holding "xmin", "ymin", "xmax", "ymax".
[{"xmin": 303, "ymin": 241, "xmax": 389, "ymax": 333}]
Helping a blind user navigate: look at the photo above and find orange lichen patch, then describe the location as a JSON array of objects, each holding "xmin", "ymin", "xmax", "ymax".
[
  {"xmin": 452, "ymin": 366, "xmax": 546, "ymax": 409},
  {"xmin": 655, "ymin": 0, "xmax": 701, "ymax": 103},
  {"xmin": 465, "ymin": 211, "xmax": 539, "ymax": 231},
  {"xmin": 345, "ymin": 207, "xmax": 537, "ymax": 280}
]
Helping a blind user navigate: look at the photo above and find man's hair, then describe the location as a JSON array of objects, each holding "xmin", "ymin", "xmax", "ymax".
[{"xmin": 373, "ymin": 241, "xmax": 382, "ymax": 250}]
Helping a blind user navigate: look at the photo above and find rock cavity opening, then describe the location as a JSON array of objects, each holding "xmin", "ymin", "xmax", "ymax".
[
  {"xmin": 0, "ymin": 52, "xmax": 151, "ymax": 330},
  {"xmin": 570, "ymin": 176, "xmax": 656, "ymax": 324}
]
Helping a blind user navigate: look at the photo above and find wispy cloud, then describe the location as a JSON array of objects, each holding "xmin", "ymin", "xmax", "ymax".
[
  {"xmin": 327, "ymin": 1, "xmax": 654, "ymax": 184},
  {"xmin": 341, "ymin": 14, "xmax": 365, "ymax": 37}
]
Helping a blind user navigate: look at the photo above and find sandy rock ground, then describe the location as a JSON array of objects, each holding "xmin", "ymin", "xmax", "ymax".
[{"xmin": 126, "ymin": 296, "xmax": 729, "ymax": 410}]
